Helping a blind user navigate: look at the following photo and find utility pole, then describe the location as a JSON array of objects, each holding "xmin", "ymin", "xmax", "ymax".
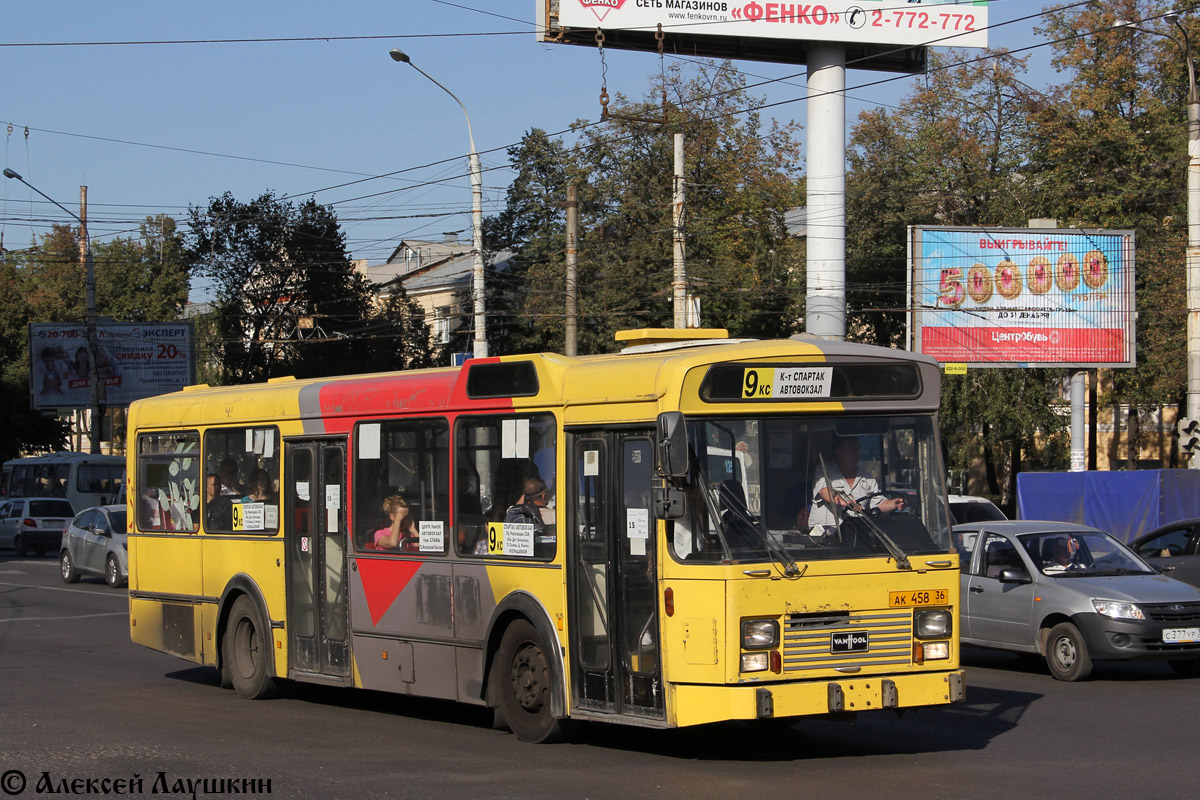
[
  {"xmin": 672, "ymin": 133, "xmax": 687, "ymax": 328},
  {"xmin": 81, "ymin": 186, "xmax": 103, "ymax": 454},
  {"xmin": 564, "ymin": 185, "xmax": 578, "ymax": 357}
]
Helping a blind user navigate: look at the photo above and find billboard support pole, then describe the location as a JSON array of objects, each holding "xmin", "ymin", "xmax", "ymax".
[
  {"xmin": 1071, "ymin": 371, "xmax": 1087, "ymax": 471},
  {"xmin": 805, "ymin": 46, "xmax": 846, "ymax": 341},
  {"xmin": 1184, "ymin": 40, "xmax": 1200, "ymax": 468}
]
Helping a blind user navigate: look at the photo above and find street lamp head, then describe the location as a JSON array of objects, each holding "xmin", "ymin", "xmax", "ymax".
[
  {"xmin": 2, "ymin": 168, "xmax": 21, "ymax": 180},
  {"xmin": 1166, "ymin": 12, "xmax": 1180, "ymax": 25},
  {"xmin": 389, "ymin": 48, "xmax": 411, "ymax": 64}
]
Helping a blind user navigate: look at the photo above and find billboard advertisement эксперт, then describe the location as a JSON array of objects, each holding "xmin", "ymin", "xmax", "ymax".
[{"xmin": 29, "ymin": 322, "xmax": 195, "ymax": 410}]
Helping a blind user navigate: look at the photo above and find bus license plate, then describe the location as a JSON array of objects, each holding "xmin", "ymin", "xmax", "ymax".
[
  {"xmin": 1163, "ymin": 628, "xmax": 1200, "ymax": 644},
  {"xmin": 889, "ymin": 589, "xmax": 948, "ymax": 608}
]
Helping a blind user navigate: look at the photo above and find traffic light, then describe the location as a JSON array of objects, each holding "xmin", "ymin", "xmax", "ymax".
[{"xmin": 1177, "ymin": 417, "xmax": 1200, "ymax": 453}]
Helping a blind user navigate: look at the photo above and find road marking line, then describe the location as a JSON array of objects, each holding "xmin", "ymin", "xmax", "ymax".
[
  {"xmin": 0, "ymin": 581, "xmax": 129, "ymax": 599},
  {"xmin": 0, "ymin": 611, "xmax": 128, "ymax": 624}
]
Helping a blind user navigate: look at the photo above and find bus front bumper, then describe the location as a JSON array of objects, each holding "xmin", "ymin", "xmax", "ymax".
[{"xmin": 668, "ymin": 669, "xmax": 966, "ymax": 728}]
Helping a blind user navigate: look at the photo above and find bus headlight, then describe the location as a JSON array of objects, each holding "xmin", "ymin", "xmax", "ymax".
[
  {"xmin": 914, "ymin": 609, "xmax": 952, "ymax": 639},
  {"xmin": 741, "ymin": 618, "xmax": 780, "ymax": 649},
  {"xmin": 740, "ymin": 652, "xmax": 770, "ymax": 672}
]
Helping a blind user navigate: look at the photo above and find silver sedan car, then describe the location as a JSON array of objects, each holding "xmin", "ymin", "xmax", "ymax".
[
  {"xmin": 60, "ymin": 504, "xmax": 128, "ymax": 588},
  {"xmin": 955, "ymin": 520, "xmax": 1200, "ymax": 681}
]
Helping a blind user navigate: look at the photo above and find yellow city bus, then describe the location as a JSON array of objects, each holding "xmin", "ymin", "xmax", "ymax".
[{"xmin": 127, "ymin": 329, "xmax": 964, "ymax": 742}]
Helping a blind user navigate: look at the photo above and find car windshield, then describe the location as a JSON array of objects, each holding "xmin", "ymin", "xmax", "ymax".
[
  {"xmin": 1018, "ymin": 530, "xmax": 1153, "ymax": 577},
  {"xmin": 671, "ymin": 414, "xmax": 951, "ymax": 566},
  {"xmin": 950, "ymin": 500, "xmax": 1006, "ymax": 524},
  {"xmin": 29, "ymin": 499, "xmax": 74, "ymax": 517}
]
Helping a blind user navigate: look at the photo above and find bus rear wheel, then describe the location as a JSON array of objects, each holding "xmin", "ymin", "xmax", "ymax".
[
  {"xmin": 496, "ymin": 619, "xmax": 574, "ymax": 743},
  {"xmin": 223, "ymin": 596, "xmax": 278, "ymax": 699}
]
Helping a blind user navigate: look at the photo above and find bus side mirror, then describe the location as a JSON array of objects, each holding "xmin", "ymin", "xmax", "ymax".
[
  {"xmin": 657, "ymin": 412, "xmax": 689, "ymax": 477},
  {"xmin": 653, "ymin": 486, "xmax": 685, "ymax": 520}
]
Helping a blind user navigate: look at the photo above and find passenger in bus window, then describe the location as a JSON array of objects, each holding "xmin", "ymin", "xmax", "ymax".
[
  {"xmin": 374, "ymin": 495, "xmax": 415, "ymax": 549},
  {"xmin": 506, "ymin": 476, "xmax": 556, "ymax": 557},
  {"xmin": 809, "ymin": 436, "xmax": 903, "ymax": 539},
  {"xmin": 218, "ymin": 459, "xmax": 244, "ymax": 496},
  {"xmin": 242, "ymin": 468, "xmax": 276, "ymax": 503},
  {"xmin": 205, "ymin": 474, "xmax": 233, "ymax": 530}
]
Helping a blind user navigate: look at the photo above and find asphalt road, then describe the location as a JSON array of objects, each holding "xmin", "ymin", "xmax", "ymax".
[{"xmin": 2, "ymin": 551, "xmax": 1198, "ymax": 800}]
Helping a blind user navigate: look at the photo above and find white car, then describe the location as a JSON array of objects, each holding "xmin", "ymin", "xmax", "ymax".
[
  {"xmin": 60, "ymin": 504, "xmax": 128, "ymax": 588},
  {"xmin": 948, "ymin": 494, "xmax": 1007, "ymax": 525},
  {"xmin": 0, "ymin": 497, "xmax": 75, "ymax": 557}
]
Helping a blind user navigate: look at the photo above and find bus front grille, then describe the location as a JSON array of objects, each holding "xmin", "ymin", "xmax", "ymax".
[{"xmin": 782, "ymin": 610, "xmax": 913, "ymax": 672}]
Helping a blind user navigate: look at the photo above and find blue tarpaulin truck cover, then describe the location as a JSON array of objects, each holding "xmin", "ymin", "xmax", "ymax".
[{"xmin": 1016, "ymin": 470, "xmax": 1200, "ymax": 543}]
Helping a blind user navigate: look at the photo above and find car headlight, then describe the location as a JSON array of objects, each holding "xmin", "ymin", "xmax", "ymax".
[
  {"xmin": 914, "ymin": 609, "xmax": 952, "ymax": 639},
  {"xmin": 1092, "ymin": 599, "xmax": 1145, "ymax": 620},
  {"xmin": 741, "ymin": 618, "xmax": 780, "ymax": 650}
]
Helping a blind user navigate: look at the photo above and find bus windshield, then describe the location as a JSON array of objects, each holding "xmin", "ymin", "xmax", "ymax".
[{"xmin": 673, "ymin": 415, "xmax": 951, "ymax": 565}]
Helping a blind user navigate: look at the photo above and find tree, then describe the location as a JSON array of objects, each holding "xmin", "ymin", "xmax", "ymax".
[
  {"xmin": 1031, "ymin": 0, "xmax": 1188, "ymax": 463},
  {"xmin": 186, "ymin": 192, "xmax": 432, "ymax": 384},
  {"xmin": 486, "ymin": 61, "xmax": 804, "ymax": 355},
  {"xmin": 846, "ymin": 49, "xmax": 1067, "ymax": 493},
  {"xmin": 0, "ymin": 252, "xmax": 69, "ymax": 460}
]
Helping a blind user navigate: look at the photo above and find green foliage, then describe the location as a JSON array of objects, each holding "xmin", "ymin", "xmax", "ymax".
[
  {"xmin": 186, "ymin": 192, "xmax": 432, "ymax": 384},
  {"xmin": 485, "ymin": 61, "xmax": 804, "ymax": 355}
]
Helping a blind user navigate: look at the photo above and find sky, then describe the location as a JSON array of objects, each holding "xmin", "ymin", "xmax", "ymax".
[{"xmin": 0, "ymin": 1, "xmax": 1065, "ymax": 302}]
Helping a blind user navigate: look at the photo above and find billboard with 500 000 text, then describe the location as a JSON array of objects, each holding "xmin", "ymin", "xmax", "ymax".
[{"xmin": 908, "ymin": 226, "xmax": 1136, "ymax": 368}]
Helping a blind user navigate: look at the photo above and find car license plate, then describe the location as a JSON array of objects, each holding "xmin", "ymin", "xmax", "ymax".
[
  {"xmin": 831, "ymin": 632, "xmax": 869, "ymax": 653},
  {"xmin": 889, "ymin": 589, "xmax": 948, "ymax": 608},
  {"xmin": 1163, "ymin": 627, "xmax": 1200, "ymax": 644},
  {"xmin": 41, "ymin": 521, "xmax": 65, "ymax": 529}
]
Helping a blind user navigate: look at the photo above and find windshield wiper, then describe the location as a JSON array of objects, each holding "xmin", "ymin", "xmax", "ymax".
[
  {"xmin": 693, "ymin": 449, "xmax": 800, "ymax": 577},
  {"xmin": 817, "ymin": 453, "xmax": 912, "ymax": 571}
]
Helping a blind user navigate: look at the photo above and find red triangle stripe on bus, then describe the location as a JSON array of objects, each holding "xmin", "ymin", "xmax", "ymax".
[{"xmin": 355, "ymin": 558, "xmax": 422, "ymax": 625}]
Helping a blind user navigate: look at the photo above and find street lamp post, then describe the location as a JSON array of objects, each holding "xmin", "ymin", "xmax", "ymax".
[
  {"xmin": 1118, "ymin": 15, "xmax": 1200, "ymax": 466},
  {"xmin": 3, "ymin": 168, "xmax": 103, "ymax": 454},
  {"xmin": 389, "ymin": 48, "xmax": 487, "ymax": 360}
]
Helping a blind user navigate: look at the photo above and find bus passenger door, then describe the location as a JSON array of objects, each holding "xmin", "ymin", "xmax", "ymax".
[
  {"xmin": 569, "ymin": 431, "xmax": 664, "ymax": 720},
  {"xmin": 285, "ymin": 438, "xmax": 351, "ymax": 682}
]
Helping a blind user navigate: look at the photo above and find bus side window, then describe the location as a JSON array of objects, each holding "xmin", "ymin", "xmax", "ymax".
[
  {"xmin": 137, "ymin": 432, "xmax": 200, "ymax": 532},
  {"xmin": 354, "ymin": 419, "xmax": 449, "ymax": 555},
  {"xmin": 203, "ymin": 427, "xmax": 281, "ymax": 534},
  {"xmin": 455, "ymin": 414, "xmax": 556, "ymax": 559}
]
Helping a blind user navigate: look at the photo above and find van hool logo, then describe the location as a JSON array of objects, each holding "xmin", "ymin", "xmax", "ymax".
[{"xmin": 578, "ymin": 0, "xmax": 627, "ymax": 22}]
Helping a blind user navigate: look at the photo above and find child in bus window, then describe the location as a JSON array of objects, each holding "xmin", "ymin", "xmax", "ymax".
[{"xmin": 375, "ymin": 495, "xmax": 415, "ymax": 549}]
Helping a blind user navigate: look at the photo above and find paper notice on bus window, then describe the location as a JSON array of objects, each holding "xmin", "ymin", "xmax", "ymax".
[
  {"xmin": 296, "ymin": 481, "xmax": 310, "ymax": 501},
  {"xmin": 359, "ymin": 423, "xmax": 381, "ymax": 460},
  {"xmin": 583, "ymin": 450, "xmax": 600, "ymax": 476},
  {"xmin": 326, "ymin": 485, "xmax": 341, "ymax": 510},
  {"xmin": 263, "ymin": 431, "xmax": 275, "ymax": 458},
  {"xmin": 327, "ymin": 508, "xmax": 338, "ymax": 533},
  {"xmin": 630, "ymin": 537, "xmax": 646, "ymax": 556},
  {"xmin": 419, "ymin": 520, "xmax": 444, "ymax": 552},
  {"xmin": 502, "ymin": 418, "xmax": 531, "ymax": 459},
  {"xmin": 246, "ymin": 429, "xmax": 255, "ymax": 453},
  {"xmin": 627, "ymin": 508, "xmax": 649, "ymax": 539},
  {"xmin": 253, "ymin": 429, "xmax": 265, "ymax": 455},
  {"xmin": 504, "ymin": 522, "xmax": 534, "ymax": 557},
  {"xmin": 265, "ymin": 504, "xmax": 278, "ymax": 529},
  {"xmin": 240, "ymin": 502, "xmax": 265, "ymax": 531}
]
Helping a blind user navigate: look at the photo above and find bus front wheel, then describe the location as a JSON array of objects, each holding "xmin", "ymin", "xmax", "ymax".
[
  {"xmin": 496, "ymin": 619, "xmax": 575, "ymax": 743},
  {"xmin": 223, "ymin": 596, "xmax": 278, "ymax": 699}
]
